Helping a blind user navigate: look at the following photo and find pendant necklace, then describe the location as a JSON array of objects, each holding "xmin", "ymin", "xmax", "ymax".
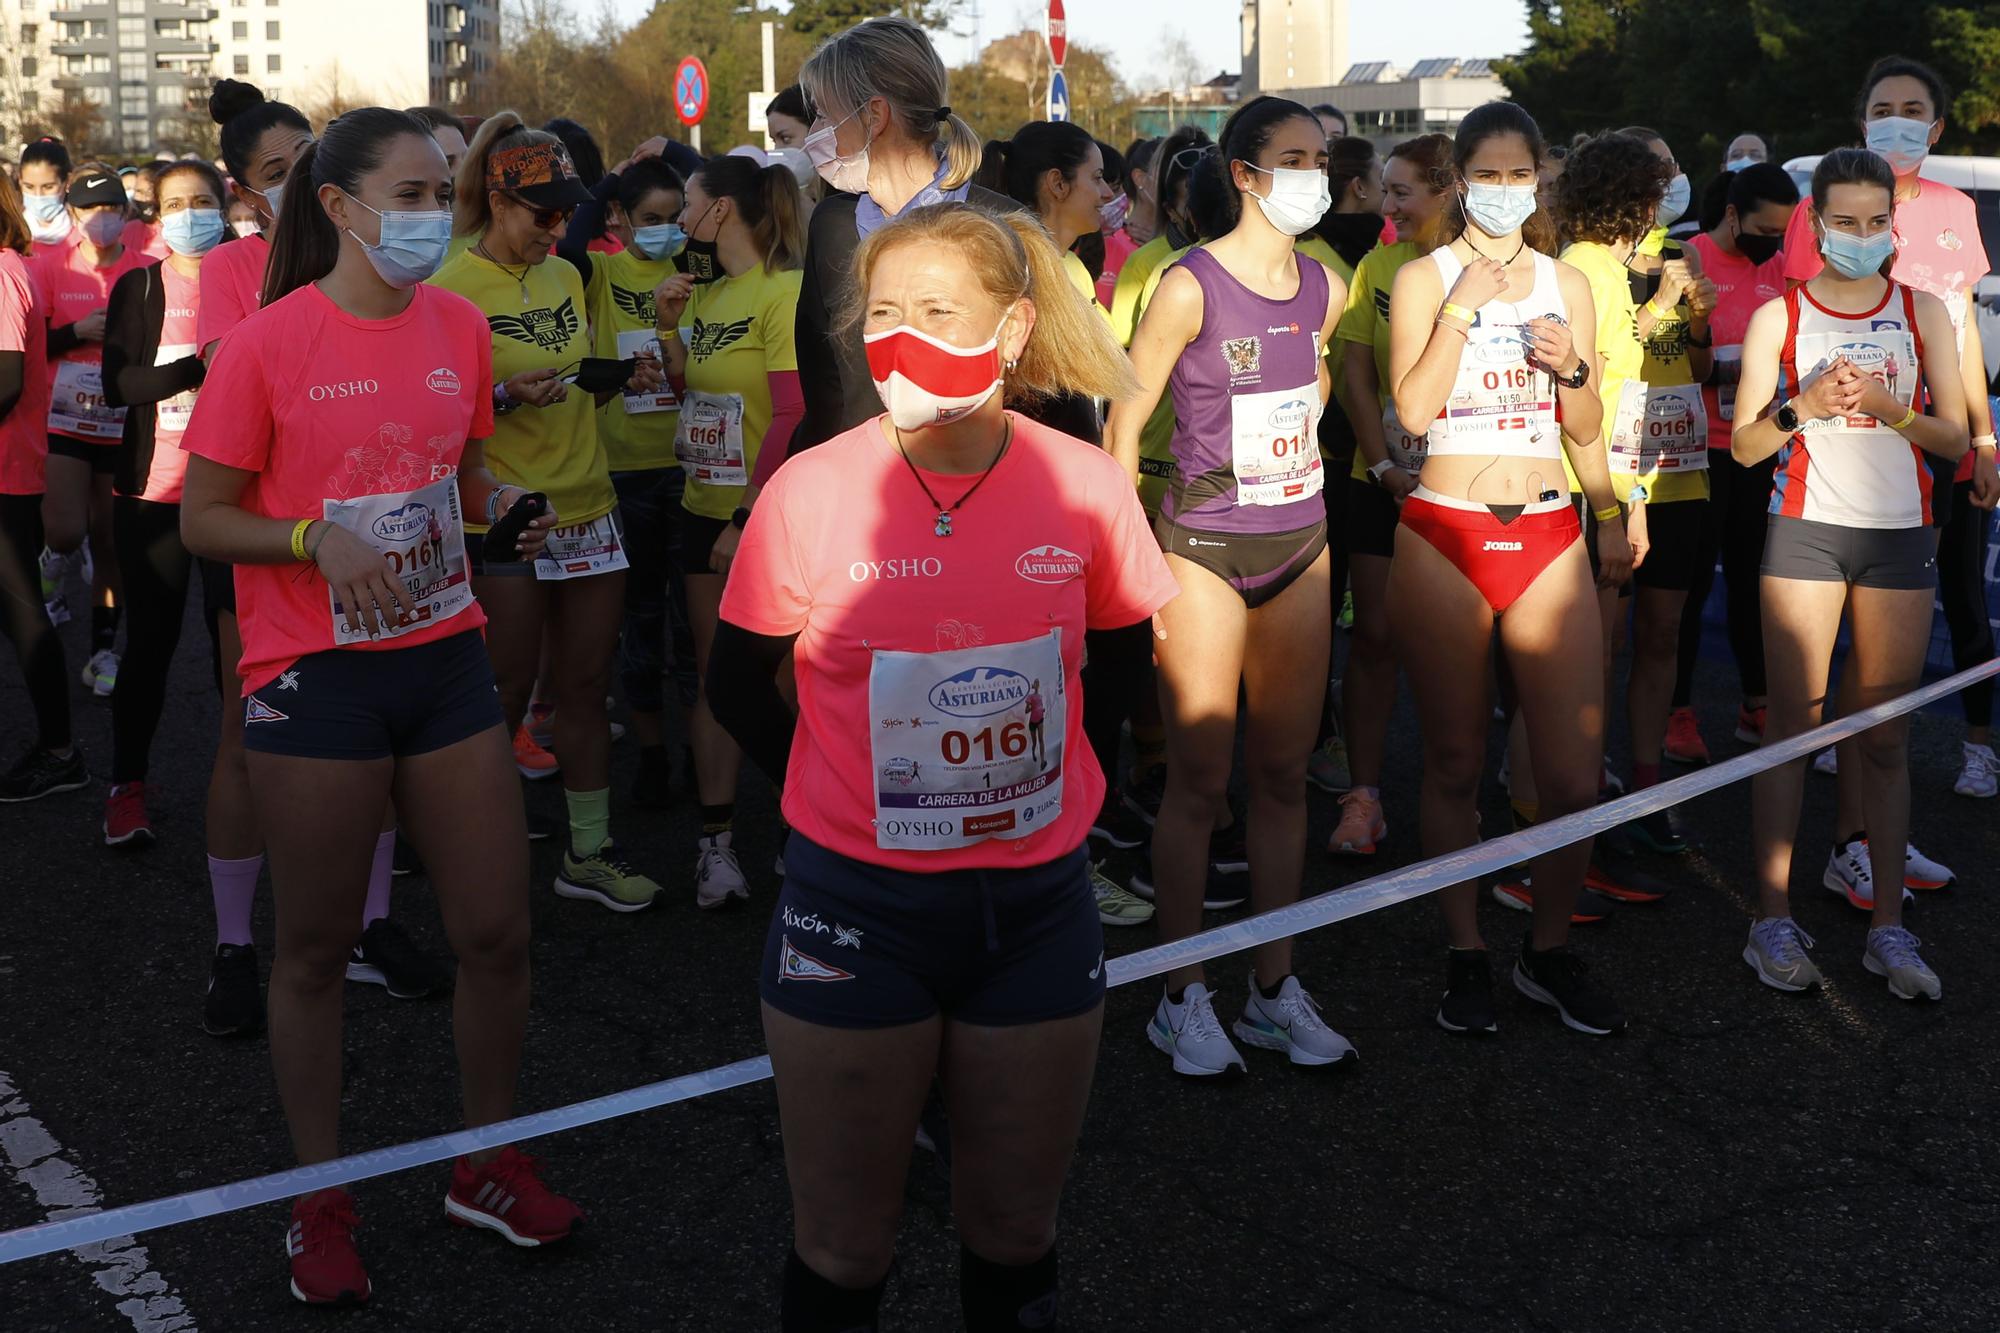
[
  {"xmin": 475, "ymin": 240, "xmax": 533, "ymax": 306},
  {"xmin": 895, "ymin": 419, "xmax": 1011, "ymax": 538}
]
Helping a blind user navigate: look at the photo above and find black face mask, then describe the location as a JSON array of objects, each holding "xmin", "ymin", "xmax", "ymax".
[
  {"xmin": 1736, "ymin": 230, "xmax": 1782, "ymax": 266},
  {"xmin": 1163, "ymin": 211, "xmax": 1193, "ymax": 250},
  {"xmin": 677, "ymin": 200, "xmax": 723, "ymax": 283},
  {"xmin": 1319, "ymin": 210, "xmax": 1385, "ymax": 266},
  {"xmin": 565, "ymin": 357, "xmax": 636, "ymax": 394}
]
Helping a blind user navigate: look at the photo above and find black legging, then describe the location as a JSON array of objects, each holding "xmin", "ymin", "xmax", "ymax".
[
  {"xmin": 1081, "ymin": 621, "xmax": 1155, "ymax": 798},
  {"xmin": 110, "ymin": 496, "xmax": 192, "ymax": 783},
  {"xmin": 0, "ymin": 492, "xmax": 70, "ymax": 749},
  {"xmin": 1674, "ymin": 452, "xmax": 1774, "ymax": 708},
  {"xmin": 1937, "ymin": 478, "xmax": 1995, "ymax": 730}
]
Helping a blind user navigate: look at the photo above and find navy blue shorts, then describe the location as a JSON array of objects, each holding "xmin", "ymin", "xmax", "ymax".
[
  {"xmin": 760, "ymin": 833, "xmax": 1106, "ymax": 1030},
  {"xmin": 241, "ymin": 628, "xmax": 503, "ymax": 761}
]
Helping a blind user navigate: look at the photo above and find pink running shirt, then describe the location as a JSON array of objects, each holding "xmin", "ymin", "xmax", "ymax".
[
  {"xmin": 0, "ymin": 249, "xmax": 50, "ymax": 496},
  {"xmin": 195, "ymin": 233, "xmax": 268, "ymax": 355}
]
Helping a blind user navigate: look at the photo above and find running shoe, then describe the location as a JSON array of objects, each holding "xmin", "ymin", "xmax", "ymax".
[
  {"xmin": 1128, "ymin": 853, "xmax": 1249, "ymax": 910},
  {"xmin": 1742, "ymin": 917, "xmax": 1820, "ymax": 993},
  {"xmin": 525, "ymin": 809, "xmax": 559, "ymax": 843},
  {"xmin": 1513, "ymin": 942, "xmax": 1625, "ymax": 1035},
  {"xmin": 1623, "ymin": 806, "xmax": 1688, "ymax": 855},
  {"xmin": 1147, "ymin": 982, "xmax": 1246, "ymax": 1078},
  {"xmin": 555, "ymin": 844, "xmax": 660, "ymax": 912},
  {"xmin": 1337, "ymin": 589, "xmax": 1354, "ymax": 631},
  {"xmin": 694, "ymin": 830, "xmax": 750, "ymax": 910},
  {"xmin": 1088, "ymin": 795, "xmax": 1150, "ymax": 851},
  {"xmin": 202, "ymin": 942, "xmax": 263, "ymax": 1038},
  {"xmin": 1734, "ymin": 704, "xmax": 1766, "ymax": 745},
  {"xmin": 1328, "ymin": 788, "xmax": 1386, "ymax": 856},
  {"xmin": 1599, "ymin": 765, "xmax": 1626, "ymax": 798},
  {"xmin": 1233, "ymin": 973, "xmax": 1357, "ymax": 1066},
  {"xmin": 1890, "ymin": 840, "xmax": 1955, "ymax": 891},
  {"xmin": 631, "ymin": 748, "xmax": 673, "ymax": 810},
  {"xmin": 444, "ymin": 1147, "xmax": 581, "ymax": 1246},
  {"xmin": 1437, "ymin": 948, "xmax": 1497, "ymax": 1035},
  {"xmin": 1209, "ymin": 817, "xmax": 1249, "ymax": 875},
  {"xmin": 1823, "ymin": 841, "xmax": 1914, "ymax": 910},
  {"xmin": 1812, "ymin": 746, "xmax": 1837, "ymax": 776},
  {"xmin": 1663, "ymin": 706, "xmax": 1710, "ymax": 765},
  {"xmin": 1954, "ymin": 741, "xmax": 1998, "ymax": 798},
  {"xmin": 1862, "ymin": 925, "xmax": 1941, "ymax": 1001},
  {"xmin": 1490, "ymin": 877, "xmax": 1616, "ymax": 924},
  {"xmin": 346, "ymin": 919, "xmax": 451, "ymax": 999},
  {"xmin": 1121, "ymin": 766, "xmax": 1166, "ymax": 825},
  {"xmin": 1583, "ymin": 857, "xmax": 1672, "ymax": 905},
  {"xmin": 1091, "ymin": 861, "xmax": 1154, "ymax": 926},
  {"xmin": 1306, "ymin": 734, "xmax": 1352, "ymax": 793},
  {"xmin": 82, "ymin": 648, "xmax": 118, "ymax": 698},
  {"xmin": 391, "ymin": 833, "xmax": 424, "ymax": 877},
  {"xmin": 102, "ymin": 781, "xmax": 153, "ymax": 848},
  {"xmin": 0, "ymin": 746, "xmax": 88, "ymax": 802},
  {"xmin": 287, "ymin": 1188, "xmax": 369, "ymax": 1305},
  {"xmin": 512, "ymin": 726, "xmax": 558, "ymax": 780},
  {"xmin": 38, "ymin": 546, "xmax": 69, "ymax": 626}
]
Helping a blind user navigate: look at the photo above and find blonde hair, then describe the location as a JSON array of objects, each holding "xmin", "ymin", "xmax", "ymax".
[
  {"xmin": 797, "ymin": 17, "xmax": 980, "ymax": 192},
  {"xmin": 851, "ymin": 203, "xmax": 1139, "ymax": 406},
  {"xmin": 453, "ymin": 110, "xmax": 565, "ymax": 238}
]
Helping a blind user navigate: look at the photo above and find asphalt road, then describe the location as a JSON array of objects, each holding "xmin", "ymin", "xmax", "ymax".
[{"xmin": 3, "ymin": 589, "xmax": 1998, "ymax": 1333}]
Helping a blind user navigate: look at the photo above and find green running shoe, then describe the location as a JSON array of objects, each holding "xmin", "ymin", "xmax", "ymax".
[{"xmin": 555, "ymin": 843, "xmax": 661, "ymax": 912}]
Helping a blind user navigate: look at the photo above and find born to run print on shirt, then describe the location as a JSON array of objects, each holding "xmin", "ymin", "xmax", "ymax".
[
  {"xmin": 611, "ymin": 284, "xmax": 657, "ymax": 324},
  {"xmin": 687, "ymin": 315, "xmax": 753, "ymax": 360},
  {"xmin": 487, "ymin": 297, "xmax": 580, "ymax": 350}
]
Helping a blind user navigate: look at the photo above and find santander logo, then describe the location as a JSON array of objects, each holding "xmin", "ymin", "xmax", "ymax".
[
  {"xmin": 1015, "ymin": 544, "xmax": 1084, "ymax": 584},
  {"xmin": 426, "ymin": 367, "xmax": 461, "ymax": 396}
]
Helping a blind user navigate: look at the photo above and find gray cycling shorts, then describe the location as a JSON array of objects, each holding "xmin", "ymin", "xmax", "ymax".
[{"xmin": 1761, "ymin": 515, "xmax": 1936, "ymax": 591}]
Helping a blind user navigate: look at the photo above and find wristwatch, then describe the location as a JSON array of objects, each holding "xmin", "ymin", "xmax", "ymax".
[
  {"xmin": 729, "ymin": 506, "xmax": 752, "ymax": 530},
  {"xmin": 1556, "ymin": 358, "xmax": 1589, "ymax": 390},
  {"xmin": 492, "ymin": 380, "xmax": 519, "ymax": 415},
  {"xmin": 1367, "ymin": 458, "xmax": 1396, "ymax": 484},
  {"xmin": 1627, "ymin": 482, "xmax": 1650, "ymax": 505},
  {"xmin": 1774, "ymin": 400, "xmax": 1801, "ymax": 434}
]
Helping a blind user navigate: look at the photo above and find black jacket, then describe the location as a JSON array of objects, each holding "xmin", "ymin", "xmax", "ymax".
[{"xmin": 102, "ymin": 261, "xmax": 206, "ymax": 500}]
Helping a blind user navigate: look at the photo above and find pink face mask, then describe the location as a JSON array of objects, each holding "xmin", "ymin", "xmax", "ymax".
[{"xmin": 863, "ymin": 317, "xmax": 1009, "ymax": 432}]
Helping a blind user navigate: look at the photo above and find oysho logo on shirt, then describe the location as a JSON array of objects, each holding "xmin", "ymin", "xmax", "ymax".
[
  {"xmin": 309, "ymin": 378, "xmax": 379, "ymax": 401},
  {"xmin": 1015, "ymin": 544, "xmax": 1084, "ymax": 584},
  {"xmin": 426, "ymin": 367, "xmax": 461, "ymax": 396},
  {"xmin": 847, "ymin": 556, "xmax": 943, "ymax": 582}
]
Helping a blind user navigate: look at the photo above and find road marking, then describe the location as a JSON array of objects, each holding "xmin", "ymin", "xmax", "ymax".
[{"xmin": 0, "ymin": 1071, "xmax": 198, "ymax": 1331}]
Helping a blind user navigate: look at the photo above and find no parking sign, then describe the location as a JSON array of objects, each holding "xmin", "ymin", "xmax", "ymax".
[{"xmin": 675, "ymin": 56, "xmax": 709, "ymax": 127}]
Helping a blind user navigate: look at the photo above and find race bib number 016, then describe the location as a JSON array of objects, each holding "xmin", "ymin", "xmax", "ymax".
[
  {"xmin": 534, "ymin": 510, "xmax": 629, "ymax": 581},
  {"xmin": 674, "ymin": 389, "xmax": 747, "ymax": 486},
  {"xmin": 869, "ymin": 631, "xmax": 1065, "ymax": 851},
  {"xmin": 1794, "ymin": 329, "xmax": 1917, "ymax": 435},
  {"xmin": 324, "ymin": 474, "xmax": 473, "ymax": 644},
  {"xmin": 1609, "ymin": 380, "xmax": 1709, "ymax": 473},
  {"xmin": 1229, "ymin": 385, "xmax": 1324, "ymax": 507},
  {"xmin": 49, "ymin": 360, "xmax": 127, "ymax": 439},
  {"xmin": 1445, "ymin": 327, "xmax": 1555, "ymax": 451}
]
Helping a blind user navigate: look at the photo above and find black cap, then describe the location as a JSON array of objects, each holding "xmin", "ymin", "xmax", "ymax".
[{"xmin": 66, "ymin": 171, "xmax": 127, "ymax": 210}]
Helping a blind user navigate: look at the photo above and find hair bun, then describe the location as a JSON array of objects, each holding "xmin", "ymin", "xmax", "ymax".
[{"xmin": 209, "ymin": 79, "xmax": 266, "ymax": 127}]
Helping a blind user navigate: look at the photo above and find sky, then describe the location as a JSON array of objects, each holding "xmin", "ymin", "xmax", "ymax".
[{"xmin": 593, "ymin": 1, "xmax": 1532, "ymax": 86}]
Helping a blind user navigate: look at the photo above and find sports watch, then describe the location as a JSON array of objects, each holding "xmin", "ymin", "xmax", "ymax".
[
  {"xmin": 729, "ymin": 506, "xmax": 752, "ymax": 530},
  {"xmin": 1774, "ymin": 400, "xmax": 1800, "ymax": 434},
  {"xmin": 1555, "ymin": 358, "xmax": 1589, "ymax": 390}
]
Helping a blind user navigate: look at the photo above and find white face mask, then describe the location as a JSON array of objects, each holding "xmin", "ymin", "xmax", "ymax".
[
  {"xmin": 803, "ymin": 108, "xmax": 871, "ymax": 195},
  {"xmin": 1238, "ymin": 161, "xmax": 1332, "ymax": 236},
  {"xmin": 863, "ymin": 316, "xmax": 1009, "ymax": 433}
]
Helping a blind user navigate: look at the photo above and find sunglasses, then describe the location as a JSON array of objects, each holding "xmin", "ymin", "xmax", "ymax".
[
  {"xmin": 505, "ymin": 194, "xmax": 574, "ymax": 231},
  {"xmin": 1167, "ymin": 144, "xmax": 1217, "ymax": 173}
]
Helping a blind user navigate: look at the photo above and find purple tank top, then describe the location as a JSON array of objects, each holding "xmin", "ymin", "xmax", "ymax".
[{"xmin": 1163, "ymin": 246, "xmax": 1330, "ymax": 534}]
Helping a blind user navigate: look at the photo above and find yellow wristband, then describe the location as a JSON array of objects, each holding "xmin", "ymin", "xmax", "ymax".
[
  {"xmin": 290, "ymin": 519, "xmax": 313, "ymax": 562},
  {"xmin": 1439, "ymin": 302, "xmax": 1475, "ymax": 325},
  {"xmin": 1593, "ymin": 503, "xmax": 1623, "ymax": 523},
  {"xmin": 1889, "ymin": 405, "xmax": 1918, "ymax": 432}
]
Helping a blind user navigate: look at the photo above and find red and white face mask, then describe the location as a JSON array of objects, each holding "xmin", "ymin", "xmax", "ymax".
[{"xmin": 863, "ymin": 317, "xmax": 1009, "ymax": 432}]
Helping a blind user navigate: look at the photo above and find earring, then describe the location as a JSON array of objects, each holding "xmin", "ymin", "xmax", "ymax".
[{"xmin": 1005, "ymin": 357, "xmax": 1018, "ymax": 373}]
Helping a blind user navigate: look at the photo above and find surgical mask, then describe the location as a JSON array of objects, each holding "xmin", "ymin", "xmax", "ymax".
[
  {"xmin": 863, "ymin": 316, "xmax": 1008, "ymax": 432},
  {"xmin": 25, "ymin": 193, "xmax": 68, "ymax": 241},
  {"xmin": 230, "ymin": 218, "xmax": 261, "ymax": 239},
  {"xmin": 342, "ymin": 195, "xmax": 453, "ymax": 289},
  {"xmin": 1734, "ymin": 230, "xmax": 1782, "ymax": 266},
  {"xmin": 1238, "ymin": 162, "xmax": 1332, "ymax": 237},
  {"xmin": 1462, "ymin": 182, "xmax": 1538, "ymax": 237},
  {"xmin": 1656, "ymin": 172, "xmax": 1690, "ymax": 226},
  {"xmin": 803, "ymin": 109, "xmax": 871, "ymax": 195},
  {"xmin": 80, "ymin": 211, "xmax": 125, "ymax": 248},
  {"xmin": 160, "ymin": 208, "xmax": 224, "ymax": 257},
  {"xmin": 1099, "ymin": 192, "xmax": 1130, "ymax": 234},
  {"xmin": 254, "ymin": 181, "xmax": 284, "ymax": 220},
  {"xmin": 630, "ymin": 222, "xmax": 684, "ymax": 260},
  {"xmin": 1723, "ymin": 156, "xmax": 1759, "ymax": 173},
  {"xmin": 1865, "ymin": 116, "xmax": 1934, "ymax": 175},
  {"xmin": 1818, "ymin": 225, "xmax": 1895, "ymax": 279}
]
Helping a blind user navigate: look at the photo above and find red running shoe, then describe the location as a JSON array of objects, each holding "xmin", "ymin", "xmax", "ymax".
[
  {"xmin": 445, "ymin": 1147, "xmax": 581, "ymax": 1246},
  {"xmin": 1490, "ymin": 877, "xmax": 1616, "ymax": 924},
  {"xmin": 1663, "ymin": 707, "xmax": 1710, "ymax": 766},
  {"xmin": 286, "ymin": 1188, "xmax": 370, "ymax": 1305},
  {"xmin": 1734, "ymin": 704, "xmax": 1767, "ymax": 746},
  {"xmin": 103, "ymin": 781, "xmax": 154, "ymax": 848}
]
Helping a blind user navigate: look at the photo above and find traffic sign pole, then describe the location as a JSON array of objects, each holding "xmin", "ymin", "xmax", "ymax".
[{"xmin": 675, "ymin": 54, "xmax": 710, "ymax": 152}]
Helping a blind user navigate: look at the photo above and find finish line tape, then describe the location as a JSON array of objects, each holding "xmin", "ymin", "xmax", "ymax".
[{"xmin": 5, "ymin": 656, "xmax": 1996, "ymax": 1266}]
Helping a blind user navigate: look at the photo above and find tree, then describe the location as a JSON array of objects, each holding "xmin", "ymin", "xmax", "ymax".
[
  {"xmin": 43, "ymin": 90, "xmax": 104, "ymax": 158},
  {"xmin": 782, "ymin": 0, "xmax": 962, "ymax": 44},
  {"xmin": 296, "ymin": 60, "xmax": 380, "ymax": 128},
  {"xmin": 947, "ymin": 31, "xmax": 1143, "ymax": 150}
]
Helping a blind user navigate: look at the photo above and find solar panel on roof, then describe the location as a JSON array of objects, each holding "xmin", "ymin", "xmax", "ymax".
[
  {"xmin": 1409, "ymin": 57, "xmax": 1457, "ymax": 79},
  {"xmin": 1341, "ymin": 61, "xmax": 1388, "ymax": 84},
  {"xmin": 1460, "ymin": 58, "xmax": 1493, "ymax": 77}
]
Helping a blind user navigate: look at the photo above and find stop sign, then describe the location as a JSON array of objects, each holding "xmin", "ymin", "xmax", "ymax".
[{"xmin": 1046, "ymin": 0, "xmax": 1066, "ymax": 68}]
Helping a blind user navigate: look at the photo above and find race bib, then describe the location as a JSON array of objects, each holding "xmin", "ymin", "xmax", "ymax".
[
  {"xmin": 1609, "ymin": 380, "xmax": 1709, "ymax": 473},
  {"xmin": 1714, "ymin": 345, "xmax": 1741, "ymax": 423},
  {"xmin": 534, "ymin": 509, "xmax": 629, "ymax": 581},
  {"xmin": 1794, "ymin": 329, "xmax": 1917, "ymax": 435},
  {"xmin": 49, "ymin": 359, "xmax": 126, "ymax": 439},
  {"xmin": 1443, "ymin": 325, "xmax": 1555, "ymax": 452},
  {"xmin": 674, "ymin": 390, "xmax": 747, "ymax": 487},
  {"xmin": 1229, "ymin": 385, "xmax": 1323, "ymax": 506},
  {"xmin": 1382, "ymin": 399, "xmax": 1428, "ymax": 472},
  {"xmin": 155, "ymin": 342, "xmax": 198, "ymax": 435},
  {"xmin": 324, "ymin": 474, "xmax": 473, "ymax": 644},
  {"xmin": 869, "ymin": 631, "xmax": 1065, "ymax": 851},
  {"xmin": 616, "ymin": 327, "xmax": 677, "ymax": 416}
]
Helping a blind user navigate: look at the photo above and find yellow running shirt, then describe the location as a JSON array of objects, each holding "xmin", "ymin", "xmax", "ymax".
[
  {"xmin": 677, "ymin": 263, "xmax": 802, "ymax": 520},
  {"xmin": 1110, "ymin": 234, "xmax": 1174, "ymax": 348},
  {"xmin": 587, "ymin": 245, "xmax": 683, "ymax": 473}
]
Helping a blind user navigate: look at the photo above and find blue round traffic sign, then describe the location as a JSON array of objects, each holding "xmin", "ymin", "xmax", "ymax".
[
  {"xmin": 675, "ymin": 56, "xmax": 709, "ymax": 127},
  {"xmin": 1048, "ymin": 68, "xmax": 1069, "ymax": 123}
]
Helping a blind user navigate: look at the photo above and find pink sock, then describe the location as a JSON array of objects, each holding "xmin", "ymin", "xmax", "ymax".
[
  {"xmin": 209, "ymin": 854, "xmax": 262, "ymax": 948},
  {"xmin": 362, "ymin": 830, "xmax": 395, "ymax": 927},
  {"xmin": 1633, "ymin": 761, "xmax": 1661, "ymax": 790}
]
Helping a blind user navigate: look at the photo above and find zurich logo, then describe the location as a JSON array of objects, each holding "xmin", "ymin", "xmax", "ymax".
[
  {"xmin": 371, "ymin": 502, "xmax": 433, "ymax": 542},
  {"xmin": 928, "ymin": 666, "xmax": 1030, "ymax": 719}
]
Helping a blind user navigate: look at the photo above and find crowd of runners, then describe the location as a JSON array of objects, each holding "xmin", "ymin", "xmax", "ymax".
[{"xmin": 0, "ymin": 16, "xmax": 1991, "ymax": 1328}]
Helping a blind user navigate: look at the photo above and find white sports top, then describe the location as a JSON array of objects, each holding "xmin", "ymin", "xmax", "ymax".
[{"xmin": 1425, "ymin": 247, "xmax": 1569, "ymax": 461}]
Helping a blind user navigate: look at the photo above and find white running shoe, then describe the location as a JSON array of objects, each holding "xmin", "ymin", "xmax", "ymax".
[
  {"xmin": 1954, "ymin": 742, "xmax": 1998, "ymax": 799},
  {"xmin": 693, "ymin": 831, "xmax": 750, "ymax": 909},
  {"xmin": 1812, "ymin": 746, "xmax": 1837, "ymax": 775},
  {"xmin": 1233, "ymin": 973, "xmax": 1357, "ymax": 1066},
  {"xmin": 83, "ymin": 648, "xmax": 118, "ymax": 698},
  {"xmin": 1147, "ymin": 982, "xmax": 1245, "ymax": 1078},
  {"xmin": 1895, "ymin": 840, "xmax": 1955, "ymax": 891},
  {"xmin": 1742, "ymin": 917, "xmax": 1820, "ymax": 993},
  {"xmin": 1863, "ymin": 925, "xmax": 1941, "ymax": 1001},
  {"xmin": 1823, "ymin": 841, "xmax": 1913, "ymax": 911}
]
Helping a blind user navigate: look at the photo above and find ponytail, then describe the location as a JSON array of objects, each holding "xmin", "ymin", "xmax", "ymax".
[
  {"xmin": 692, "ymin": 154, "xmax": 805, "ymax": 273},
  {"xmin": 936, "ymin": 111, "xmax": 982, "ymax": 191},
  {"xmin": 455, "ymin": 110, "xmax": 566, "ymax": 238}
]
